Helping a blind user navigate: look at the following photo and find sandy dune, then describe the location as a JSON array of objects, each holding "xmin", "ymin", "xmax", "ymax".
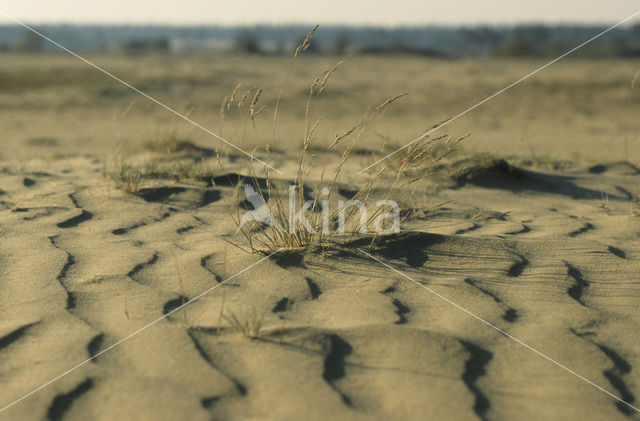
[
  {"xmin": 0, "ymin": 144, "xmax": 639, "ymax": 421},
  {"xmin": 1, "ymin": 48, "xmax": 640, "ymax": 421}
]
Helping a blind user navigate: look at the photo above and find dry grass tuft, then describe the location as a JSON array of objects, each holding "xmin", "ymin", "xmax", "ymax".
[
  {"xmin": 131, "ymin": 26, "xmax": 470, "ymax": 254},
  {"xmin": 231, "ymin": 90, "xmax": 412, "ymax": 253},
  {"xmin": 223, "ymin": 307, "xmax": 266, "ymax": 339},
  {"xmin": 225, "ymin": 38, "xmax": 473, "ymax": 254},
  {"xmin": 113, "ymin": 162, "xmax": 142, "ymax": 193}
]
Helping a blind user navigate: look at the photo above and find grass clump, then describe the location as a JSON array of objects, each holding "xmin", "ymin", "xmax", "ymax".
[
  {"xmin": 110, "ymin": 159, "xmax": 218, "ymax": 193},
  {"xmin": 230, "ymin": 86, "xmax": 405, "ymax": 252},
  {"xmin": 113, "ymin": 162, "xmax": 142, "ymax": 193},
  {"xmin": 228, "ymin": 30, "xmax": 465, "ymax": 253},
  {"xmin": 223, "ymin": 307, "xmax": 266, "ymax": 339}
]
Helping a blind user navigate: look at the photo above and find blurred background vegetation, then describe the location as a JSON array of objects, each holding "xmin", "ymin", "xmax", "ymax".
[{"xmin": 1, "ymin": 23, "xmax": 640, "ymax": 58}]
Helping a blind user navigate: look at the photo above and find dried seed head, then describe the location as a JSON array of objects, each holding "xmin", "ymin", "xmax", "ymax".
[
  {"xmin": 304, "ymin": 119, "xmax": 322, "ymax": 148},
  {"xmin": 249, "ymin": 88, "xmax": 262, "ymax": 117},
  {"xmin": 330, "ymin": 125, "xmax": 358, "ymax": 150},
  {"xmin": 295, "ymin": 25, "xmax": 319, "ymax": 57},
  {"xmin": 253, "ymin": 105, "xmax": 266, "ymax": 117},
  {"xmin": 219, "ymin": 95, "xmax": 228, "ymax": 119},
  {"xmin": 228, "ymin": 83, "xmax": 242, "ymax": 111},
  {"xmin": 310, "ymin": 77, "xmax": 322, "ymax": 94},
  {"xmin": 455, "ymin": 132, "xmax": 471, "ymax": 144},
  {"xmin": 376, "ymin": 92, "xmax": 408, "ymax": 112},
  {"xmin": 315, "ymin": 61, "xmax": 342, "ymax": 95},
  {"xmin": 238, "ymin": 89, "xmax": 252, "ymax": 108},
  {"xmin": 429, "ymin": 117, "xmax": 453, "ymax": 129}
]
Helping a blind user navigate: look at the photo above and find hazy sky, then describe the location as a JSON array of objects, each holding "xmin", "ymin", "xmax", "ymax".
[{"xmin": 0, "ymin": 1, "xmax": 639, "ymax": 26}]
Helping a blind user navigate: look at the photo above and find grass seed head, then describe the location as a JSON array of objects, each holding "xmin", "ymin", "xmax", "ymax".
[
  {"xmin": 376, "ymin": 92, "xmax": 408, "ymax": 112},
  {"xmin": 295, "ymin": 25, "xmax": 319, "ymax": 57},
  {"xmin": 228, "ymin": 82, "xmax": 242, "ymax": 110}
]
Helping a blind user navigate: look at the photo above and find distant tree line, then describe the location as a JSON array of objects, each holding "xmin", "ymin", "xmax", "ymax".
[
  {"xmin": 234, "ymin": 23, "xmax": 640, "ymax": 58},
  {"xmin": 1, "ymin": 24, "xmax": 640, "ymax": 58}
]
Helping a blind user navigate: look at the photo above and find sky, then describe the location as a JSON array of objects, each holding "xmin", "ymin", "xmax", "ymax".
[{"xmin": 0, "ymin": 1, "xmax": 639, "ymax": 26}]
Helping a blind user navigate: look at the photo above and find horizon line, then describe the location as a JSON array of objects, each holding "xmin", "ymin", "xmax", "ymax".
[{"xmin": 0, "ymin": 20, "xmax": 635, "ymax": 29}]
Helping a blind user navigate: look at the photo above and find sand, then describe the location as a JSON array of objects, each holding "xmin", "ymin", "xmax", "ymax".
[
  {"xmin": 0, "ymin": 144, "xmax": 639, "ymax": 421},
  {"xmin": 1, "ymin": 53, "xmax": 640, "ymax": 420}
]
